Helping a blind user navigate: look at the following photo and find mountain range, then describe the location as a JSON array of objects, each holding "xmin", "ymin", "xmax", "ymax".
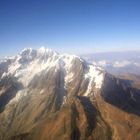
[{"xmin": 0, "ymin": 48, "xmax": 140, "ymax": 140}]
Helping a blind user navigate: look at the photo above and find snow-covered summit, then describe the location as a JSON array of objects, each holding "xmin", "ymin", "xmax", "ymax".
[{"xmin": 0, "ymin": 47, "xmax": 104, "ymax": 95}]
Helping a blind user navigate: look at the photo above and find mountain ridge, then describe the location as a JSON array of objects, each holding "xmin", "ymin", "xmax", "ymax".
[{"xmin": 0, "ymin": 48, "xmax": 140, "ymax": 140}]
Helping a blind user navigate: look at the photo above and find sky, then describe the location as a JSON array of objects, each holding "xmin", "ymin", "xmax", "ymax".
[{"xmin": 0, "ymin": 0, "xmax": 140, "ymax": 57}]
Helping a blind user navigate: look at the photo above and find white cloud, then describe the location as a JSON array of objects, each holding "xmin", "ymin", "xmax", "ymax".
[
  {"xmin": 134, "ymin": 62, "xmax": 140, "ymax": 67},
  {"xmin": 97, "ymin": 60, "xmax": 108, "ymax": 67},
  {"xmin": 113, "ymin": 60, "xmax": 131, "ymax": 68}
]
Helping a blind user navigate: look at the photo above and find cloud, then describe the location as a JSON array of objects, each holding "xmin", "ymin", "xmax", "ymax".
[
  {"xmin": 113, "ymin": 60, "xmax": 131, "ymax": 68},
  {"xmin": 97, "ymin": 60, "xmax": 108, "ymax": 67},
  {"xmin": 134, "ymin": 62, "xmax": 140, "ymax": 67}
]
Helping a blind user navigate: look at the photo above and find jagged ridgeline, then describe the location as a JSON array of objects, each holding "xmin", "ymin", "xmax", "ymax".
[{"xmin": 0, "ymin": 47, "xmax": 140, "ymax": 140}]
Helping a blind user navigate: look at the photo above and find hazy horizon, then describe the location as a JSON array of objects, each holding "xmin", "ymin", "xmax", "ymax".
[{"xmin": 1, "ymin": 47, "xmax": 140, "ymax": 59}]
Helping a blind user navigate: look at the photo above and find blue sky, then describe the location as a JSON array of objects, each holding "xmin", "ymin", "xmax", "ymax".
[{"xmin": 0, "ymin": 0, "xmax": 140, "ymax": 56}]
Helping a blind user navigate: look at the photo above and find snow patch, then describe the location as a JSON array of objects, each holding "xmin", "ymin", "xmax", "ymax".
[
  {"xmin": 40, "ymin": 89, "xmax": 44, "ymax": 95},
  {"xmin": 62, "ymin": 96, "xmax": 67, "ymax": 105},
  {"xmin": 8, "ymin": 89, "xmax": 27, "ymax": 104},
  {"xmin": 84, "ymin": 64, "xmax": 104, "ymax": 96}
]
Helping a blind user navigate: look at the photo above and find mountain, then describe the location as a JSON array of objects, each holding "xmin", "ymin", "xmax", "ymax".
[
  {"xmin": 0, "ymin": 48, "xmax": 140, "ymax": 140},
  {"xmin": 81, "ymin": 51, "xmax": 140, "ymax": 75}
]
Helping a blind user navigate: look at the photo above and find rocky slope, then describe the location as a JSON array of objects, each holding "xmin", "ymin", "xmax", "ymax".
[
  {"xmin": 117, "ymin": 73, "xmax": 140, "ymax": 89},
  {"xmin": 0, "ymin": 47, "xmax": 140, "ymax": 140}
]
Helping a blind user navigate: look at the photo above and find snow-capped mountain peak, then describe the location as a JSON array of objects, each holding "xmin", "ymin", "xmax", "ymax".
[{"xmin": 0, "ymin": 47, "xmax": 104, "ymax": 96}]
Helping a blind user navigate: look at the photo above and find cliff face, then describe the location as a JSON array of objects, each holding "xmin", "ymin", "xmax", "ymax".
[{"xmin": 0, "ymin": 48, "xmax": 140, "ymax": 140}]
